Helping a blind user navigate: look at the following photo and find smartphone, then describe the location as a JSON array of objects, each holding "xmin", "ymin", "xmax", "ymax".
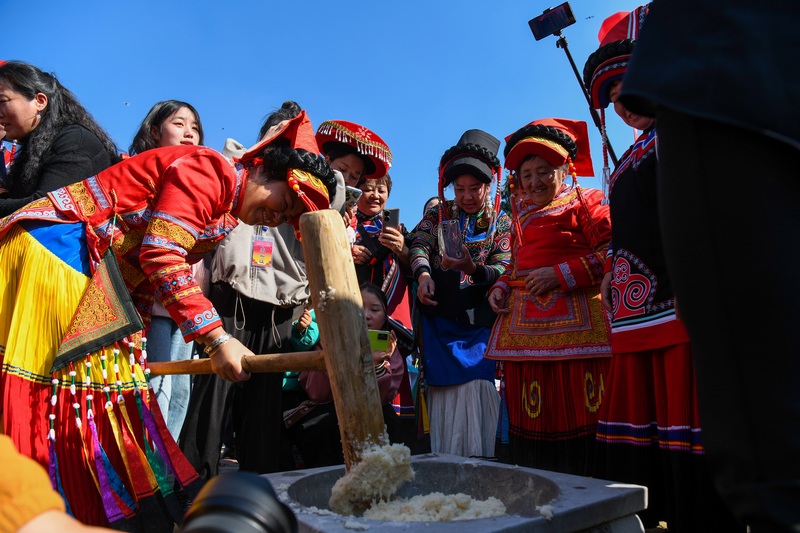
[
  {"xmin": 345, "ymin": 185, "xmax": 363, "ymax": 210},
  {"xmin": 439, "ymin": 219, "xmax": 465, "ymax": 259},
  {"xmin": 368, "ymin": 329, "xmax": 390, "ymax": 351},
  {"xmin": 383, "ymin": 208, "xmax": 400, "ymax": 230},
  {"xmin": 528, "ymin": 2, "xmax": 576, "ymax": 41}
]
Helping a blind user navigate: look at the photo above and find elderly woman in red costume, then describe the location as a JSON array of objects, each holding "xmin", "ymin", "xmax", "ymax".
[
  {"xmin": 485, "ymin": 119, "xmax": 611, "ymax": 476},
  {"xmin": 0, "ymin": 107, "xmax": 335, "ymax": 530}
]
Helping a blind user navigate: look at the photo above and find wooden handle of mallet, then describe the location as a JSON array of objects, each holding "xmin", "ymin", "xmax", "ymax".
[{"xmin": 147, "ymin": 350, "xmax": 326, "ymax": 376}]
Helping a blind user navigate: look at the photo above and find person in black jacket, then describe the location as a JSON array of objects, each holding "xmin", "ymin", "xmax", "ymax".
[
  {"xmin": 619, "ymin": 1, "xmax": 800, "ymax": 530},
  {"xmin": 0, "ymin": 61, "xmax": 118, "ymax": 217}
]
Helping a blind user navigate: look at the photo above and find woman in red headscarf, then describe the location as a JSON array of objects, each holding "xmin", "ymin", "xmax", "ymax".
[
  {"xmin": 315, "ymin": 121, "xmax": 409, "ymax": 322},
  {"xmin": 0, "ymin": 105, "xmax": 335, "ymax": 529},
  {"xmin": 315, "ymin": 120, "xmax": 415, "ymax": 434},
  {"xmin": 485, "ymin": 119, "xmax": 611, "ymax": 476}
]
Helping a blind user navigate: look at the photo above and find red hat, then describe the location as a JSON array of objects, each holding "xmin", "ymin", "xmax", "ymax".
[
  {"xmin": 315, "ymin": 120, "xmax": 392, "ymax": 179},
  {"xmin": 504, "ymin": 118, "xmax": 594, "ymax": 177},
  {"xmin": 598, "ymin": 6, "xmax": 647, "ymax": 45},
  {"xmin": 582, "ymin": 6, "xmax": 648, "ymax": 109},
  {"xmin": 237, "ymin": 110, "xmax": 331, "ymax": 218}
]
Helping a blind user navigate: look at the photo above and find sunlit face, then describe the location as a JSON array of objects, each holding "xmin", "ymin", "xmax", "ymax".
[
  {"xmin": 517, "ymin": 156, "xmax": 565, "ymax": 206},
  {"xmin": 0, "ymin": 80, "xmax": 46, "ymax": 141},
  {"xmin": 610, "ymin": 81, "xmax": 654, "ymax": 131},
  {"xmin": 153, "ymin": 107, "xmax": 200, "ymax": 148},
  {"xmin": 358, "ymin": 179, "xmax": 389, "ymax": 216},
  {"xmin": 239, "ymin": 168, "xmax": 306, "ymax": 226},
  {"xmin": 453, "ymin": 174, "xmax": 489, "ymax": 214},
  {"xmin": 362, "ymin": 289, "xmax": 386, "ymax": 330},
  {"xmin": 329, "ymin": 153, "xmax": 365, "ymax": 187}
]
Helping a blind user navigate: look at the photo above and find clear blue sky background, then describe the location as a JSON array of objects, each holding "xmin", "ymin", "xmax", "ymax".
[{"xmin": 4, "ymin": 0, "xmax": 644, "ymax": 228}]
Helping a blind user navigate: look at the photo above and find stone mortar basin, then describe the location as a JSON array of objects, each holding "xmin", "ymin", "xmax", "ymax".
[{"xmin": 266, "ymin": 453, "xmax": 647, "ymax": 532}]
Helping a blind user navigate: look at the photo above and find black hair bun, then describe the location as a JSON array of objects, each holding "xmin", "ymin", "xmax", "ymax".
[{"xmin": 582, "ymin": 39, "xmax": 635, "ymax": 88}]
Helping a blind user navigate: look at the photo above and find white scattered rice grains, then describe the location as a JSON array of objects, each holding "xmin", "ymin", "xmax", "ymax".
[{"xmin": 328, "ymin": 440, "xmax": 507, "ymax": 522}]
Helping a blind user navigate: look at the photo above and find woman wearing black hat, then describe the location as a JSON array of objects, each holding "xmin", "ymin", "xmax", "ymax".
[
  {"xmin": 409, "ymin": 129, "xmax": 511, "ymax": 459},
  {"xmin": 485, "ymin": 118, "xmax": 612, "ymax": 477}
]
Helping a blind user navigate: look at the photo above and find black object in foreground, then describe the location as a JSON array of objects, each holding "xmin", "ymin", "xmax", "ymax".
[{"xmin": 181, "ymin": 472, "xmax": 297, "ymax": 533}]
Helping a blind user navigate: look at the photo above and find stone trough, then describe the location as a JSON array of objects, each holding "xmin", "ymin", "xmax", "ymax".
[{"xmin": 266, "ymin": 453, "xmax": 647, "ymax": 532}]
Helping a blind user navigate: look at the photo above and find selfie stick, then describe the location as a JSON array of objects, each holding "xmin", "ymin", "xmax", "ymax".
[{"xmin": 553, "ymin": 30, "xmax": 619, "ymax": 167}]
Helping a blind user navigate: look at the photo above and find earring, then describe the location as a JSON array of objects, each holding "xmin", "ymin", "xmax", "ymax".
[{"xmin": 36, "ymin": 112, "xmax": 41, "ymax": 120}]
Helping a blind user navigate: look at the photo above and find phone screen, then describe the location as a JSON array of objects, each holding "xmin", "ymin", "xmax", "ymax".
[{"xmin": 528, "ymin": 2, "xmax": 576, "ymax": 40}]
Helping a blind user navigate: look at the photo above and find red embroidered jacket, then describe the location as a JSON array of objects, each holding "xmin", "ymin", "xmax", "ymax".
[
  {"xmin": 0, "ymin": 145, "xmax": 244, "ymax": 341},
  {"xmin": 494, "ymin": 185, "xmax": 611, "ymax": 293}
]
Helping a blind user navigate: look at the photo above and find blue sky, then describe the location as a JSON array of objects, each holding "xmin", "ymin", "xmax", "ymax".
[{"xmin": 5, "ymin": 0, "xmax": 644, "ymax": 228}]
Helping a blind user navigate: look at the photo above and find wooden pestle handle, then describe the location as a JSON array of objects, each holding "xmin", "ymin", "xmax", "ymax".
[{"xmin": 147, "ymin": 350, "xmax": 326, "ymax": 376}]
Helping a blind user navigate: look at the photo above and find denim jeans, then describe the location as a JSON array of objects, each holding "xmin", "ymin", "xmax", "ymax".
[{"xmin": 148, "ymin": 316, "xmax": 194, "ymax": 440}]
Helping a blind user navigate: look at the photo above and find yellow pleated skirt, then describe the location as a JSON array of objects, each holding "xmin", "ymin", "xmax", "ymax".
[{"xmin": 1, "ymin": 223, "xmax": 199, "ymax": 529}]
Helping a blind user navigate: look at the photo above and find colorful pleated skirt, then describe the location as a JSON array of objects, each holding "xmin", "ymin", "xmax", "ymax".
[
  {"xmin": 594, "ymin": 342, "xmax": 739, "ymax": 530},
  {"xmin": 0, "ymin": 221, "xmax": 201, "ymax": 530},
  {"xmin": 502, "ymin": 357, "xmax": 610, "ymax": 476},
  {"xmin": 485, "ymin": 281, "xmax": 611, "ymax": 475}
]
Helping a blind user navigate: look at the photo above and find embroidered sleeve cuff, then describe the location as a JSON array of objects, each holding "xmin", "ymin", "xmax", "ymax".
[
  {"xmin": 555, "ymin": 263, "xmax": 575, "ymax": 290},
  {"xmin": 492, "ymin": 280, "xmax": 511, "ymax": 297},
  {"xmin": 174, "ymin": 302, "xmax": 223, "ymax": 342}
]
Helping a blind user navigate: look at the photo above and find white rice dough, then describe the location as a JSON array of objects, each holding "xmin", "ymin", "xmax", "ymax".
[
  {"xmin": 362, "ymin": 492, "xmax": 506, "ymax": 522},
  {"xmin": 329, "ymin": 442, "xmax": 414, "ymax": 515}
]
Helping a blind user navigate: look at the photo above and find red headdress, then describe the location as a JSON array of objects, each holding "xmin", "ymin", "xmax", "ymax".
[
  {"xmin": 582, "ymin": 7, "xmax": 648, "ymax": 199},
  {"xmin": 582, "ymin": 6, "xmax": 649, "ymax": 110},
  {"xmin": 315, "ymin": 120, "xmax": 392, "ymax": 179},
  {"xmin": 503, "ymin": 118, "xmax": 593, "ymax": 245},
  {"xmin": 504, "ymin": 118, "xmax": 593, "ymax": 177},
  {"xmin": 237, "ymin": 110, "xmax": 331, "ymax": 220}
]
